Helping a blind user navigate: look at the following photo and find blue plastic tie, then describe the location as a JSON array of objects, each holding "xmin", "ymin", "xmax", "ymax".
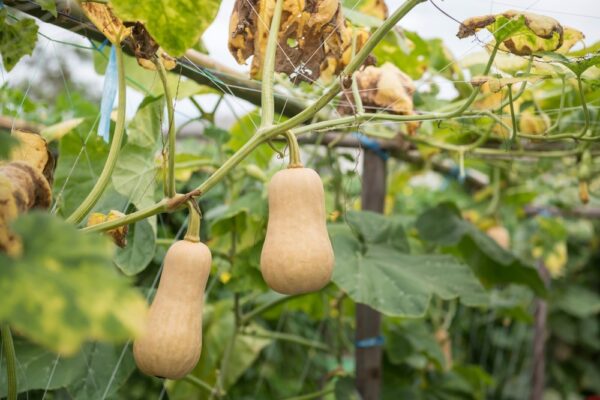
[
  {"xmin": 98, "ymin": 45, "xmax": 118, "ymax": 143},
  {"xmin": 352, "ymin": 133, "xmax": 389, "ymax": 161},
  {"xmin": 355, "ymin": 335, "xmax": 385, "ymax": 348}
]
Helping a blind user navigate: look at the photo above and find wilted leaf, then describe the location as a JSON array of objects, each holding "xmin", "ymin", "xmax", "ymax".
[
  {"xmin": 86, "ymin": 209, "xmax": 129, "ymax": 248},
  {"xmin": 110, "ymin": 0, "xmax": 220, "ymax": 57},
  {"xmin": 0, "ymin": 212, "xmax": 147, "ymax": 354},
  {"xmin": 229, "ymin": 0, "xmax": 369, "ymax": 83},
  {"xmin": 330, "ymin": 211, "xmax": 488, "ymax": 317},
  {"xmin": 80, "ymin": 2, "xmax": 131, "ymax": 45},
  {"xmin": 0, "ymin": 9, "xmax": 38, "ymax": 72},
  {"xmin": 339, "ymin": 63, "xmax": 420, "ymax": 135},
  {"xmin": 458, "ymin": 10, "xmax": 565, "ymax": 56}
]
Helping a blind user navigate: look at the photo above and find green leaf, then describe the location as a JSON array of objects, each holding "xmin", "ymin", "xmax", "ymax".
[
  {"xmin": 553, "ymin": 286, "xmax": 600, "ymax": 318},
  {"xmin": 115, "ymin": 218, "xmax": 157, "ymax": 276},
  {"xmin": 0, "ymin": 339, "xmax": 136, "ymax": 399},
  {"xmin": 167, "ymin": 300, "xmax": 271, "ymax": 398},
  {"xmin": 330, "ymin": 212, "xmax": 487, "ymax": 317},
  {"xmin": 384, "ymin": 319, "xmax": 446, "ymax": 369},
  {"xmin": 33, "ymin": 0, "xmax": 57, "ymax": 17},
  {"xmin": 0, "ymin": 9, "xmax": 38, "ymax": 72},
  {"xmin": 53, "ymin": 126, "xmax": 109, "ymax": 217},
  {"xmin": 0, "ymin": 213, "xmax": 147, "ymax": 354},
  {"xmin": 112, "ymin": 95, "xmax": 163, "ymax": 210},
  {"xmin": 544, "ymin": 51, "xmax": 600, "ymax": 77},
  {"xmin": 334, "ymin": 376, "xmax": 361, "ymax": 399},
  {"xmin": 416, "ymin": 202, "xmax": 547, "ymax": 297},
  {"xmin": 110, "ymin": 0, "xmax": 220, "ymax": 56},
  {"xmin": 342, "ymin": 8, "xmax": 382, "ymax": 28}
]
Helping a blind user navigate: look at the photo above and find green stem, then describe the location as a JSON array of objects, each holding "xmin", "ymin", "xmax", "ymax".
[
  {"xmin": 155, "ymin": 58, "xmax": 177, "ymax": 198},
  {"xmin": 183, "ymin": 375, "xmax": 218, "ymax": 395},
  {"xmin": 547, "ymin": 76, "xmax": 566, "ymax": 133},
  {"xmin": 577, "ymin": 76, "xmax": 590, "ymax": 138},
  {"xmin": 281, "ymin": 387, "xmax": 335, "ymax": 400},
  {"xmin": 184, "ymin": 200, "xmax": 201, "ymax": 242},
  {"xmin": 283, "ymin": 131, "xmax": 302, "ymax": 167},
  {"xmin": 260, "ymin": 0, "xmax": 284, "ymax": 128},
  {"xmin": 507, "ymin": 84, "xmax": 518, "ymax": 146},
  {"xmin": 291, "ymin": 42, "xmax": 500, "ymax": 136},
  {"xmin": 240, "ymin": 294, "xmax": 303, "ymax": 325},
  {"xmin": 350, "ymin": 29, "xmax": 364, "ymax": 115},
  {"xmin": 66, "ymin": 44, "xmax": 127, "ymax": 224},
  {"xmin": 2, "ymin": 324, "xmax": 17, "ymax": 400},
  {"xmin": 266, "ymin": 0, "xmax": 427, "ymax": 137},
  {"xmin": 81, "ymin": 199, "xmax": 169, "ymax": 233},
  {"xmin": 240, "ymin": 329, "xmax": 330, "ymax": 352},
  {"xmin": 486, "ymin": 167, "xmax": 501, "ymax": 216},
  {"xmin": 496, "ymin": 54, "xmax": 533, "ymax": 111}
]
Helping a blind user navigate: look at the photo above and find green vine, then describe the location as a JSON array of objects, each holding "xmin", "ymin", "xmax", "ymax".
[
  {"xmin": 155, "ymin": 56, "xmax": 177, "ymax": 198},
  {"xmin": 66, "ymin": 42, "xmax": 127, "ymax": 224},
  {"xmin": 1, "ymin": 324, "xmax": 17, "ymax": 400}
]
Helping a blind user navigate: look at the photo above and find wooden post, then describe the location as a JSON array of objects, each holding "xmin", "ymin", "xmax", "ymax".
[
  {"xmin": 531, "ymin": 263, "xmax": 551, "ymax": 400},
  {"xmin": 356, "ymin": 149, "xmax": 387, "ymax": 399}
]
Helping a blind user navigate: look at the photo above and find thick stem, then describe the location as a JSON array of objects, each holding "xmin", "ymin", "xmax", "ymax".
[
  {"xmin": 283, "ymin": 131, "xmax": 303, "ymax": 167},
  {"xmin": 507, "ymin": 84, "xmax": 518, "ymax": 146},
  {"xmin": 184, "ymin": 200, "xmax": 201, "ymax": 242},
  {"xmin": 155, "ymin": 58, "xmax": 177, "ymax": 198},
  {"xmin": 547, "ymin": 77, "xmax": 566, "ymax": 133},
  {"xmin": 66, "ymin": 44, "xmax": 127, "ymax": 224},
  {"xmin": 1, "ymin": 324, "xmax": 17, "ymax": 400},
  {"xmin": 260, "ymin": 0, "xmax": 284, "ymax": 128},
  {"xmin": 183, "ymin": 375, "xmax": 218, "ymax": 395}
]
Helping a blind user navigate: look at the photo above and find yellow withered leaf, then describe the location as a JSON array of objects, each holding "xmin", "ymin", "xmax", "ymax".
[{"xmin": 80, "ymin": 2, "xmax": 131, "ymax": 45}]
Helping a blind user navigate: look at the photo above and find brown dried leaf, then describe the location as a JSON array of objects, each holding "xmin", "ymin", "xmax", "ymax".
[
  {"xmin": 80, "ymin": 2, "xmax": 131, "ymax": 45},
  {"xmin": 86, "ymin": 210, "xmax": 129, "ymax": 248},
  {"xmin": 338, "ymin": 63, "xmax": 419, "ymax": 134},
  {"xmin": 0, "ymin": 162, "xmax": 52, "ymax": 255},
  {"xmin": 9, "ymin": 129, "xmax": 55, "ymax": 186},
  {"xmin": 228, "ymin": 0, "xmax": 368, "ymax": 83}
]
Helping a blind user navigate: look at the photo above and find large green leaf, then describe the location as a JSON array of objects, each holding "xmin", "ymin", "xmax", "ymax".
[
  {"xmin": 0, "ymin": 213, "xmax": 147, "ymax": 354},
  {"xmin": 416, "ymin": 202, "xmax": 547, "ymax": 297},
  {"xmin": 553, "ymin": 286, "xmax": 600, "ymax": 318},
  {"xmin": 330, "ymin": 211, "xmax": 487, "ymax": 317},
  {"xmin": 0, "ymin": 339, "xmax": 135, "ymax": 399},
  {"xmin": 110, "ymin": 0, "xmax": 220, "ymax": 56},
  {"xmin": 0, "ymin": 9, "xmax": 38, "ymax": 72},
  {"xmin": 384, "ymin": 319, "xmax": 446, "ymax": 369}
]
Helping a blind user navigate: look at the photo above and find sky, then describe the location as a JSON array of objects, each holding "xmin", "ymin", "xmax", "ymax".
[{"xmin": 2, "ymin": 0, "xmax": 600, "ymax": 124}]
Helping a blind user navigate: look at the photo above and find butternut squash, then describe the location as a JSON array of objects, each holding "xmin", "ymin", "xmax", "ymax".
[
  {"xmin": 133, "ymin": 239, "xmax": 211, "ymax": 379},
  {"xmin": 261, "ymin": 167, "xmax": 334, "ymax": 294}
]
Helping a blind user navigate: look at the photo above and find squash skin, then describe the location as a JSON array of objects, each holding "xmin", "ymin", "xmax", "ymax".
[
  {"xmin": 261, "ymin": 167, "xmax": 334, "ymax": 294},
  {"xmin": 133, "ymin": 240, "xmax": 211, "ymax": 379}
]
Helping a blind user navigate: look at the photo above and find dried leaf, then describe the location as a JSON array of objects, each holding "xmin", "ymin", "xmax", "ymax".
[
  {"xmin": 86, "ymin": 210, "xmax": 129, "ymax": 248},
  {"xmin": 9, "ymin": 129, "xmax": 55, "ymax": 185},
  {"xmin": 80, "ymin": 2, "xmax": 131, "ymax": 45},
  {"xmin": 0, "ymin": 162, "xmax": 52, "ymax": 255},
  {"xmin": 228, "ymin": 0, "xmax": 369, "ymax": 83},
  {"xmin": 338, "ymin": 63, "xmax": 419, "ymax": 134},
  {"xmin": 41, "ymin": 118, "xmax": 85, "ymax": 142}
]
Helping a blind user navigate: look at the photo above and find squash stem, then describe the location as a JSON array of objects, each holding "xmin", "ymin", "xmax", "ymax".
[
  {"xmin": 66, "ymin": 42, "xmax": 127, "ymax": 224},
  {"xmin": 283, "ymin": 131, "xmax": 302, "ymax": 167},
  {"xmin": 155, "ymin": 57, "xmax": 177, "ymax": 198},
  {"xmin": 184, "ymin": 200, "xmax": 201, "ymax": 243},
  {"xmin": 2, "ymin": 324, "xmax": 17, "ymax": 400},
  {"xmin": 259, "ymin": 0, "xmax": 284, "ymax": 128}
]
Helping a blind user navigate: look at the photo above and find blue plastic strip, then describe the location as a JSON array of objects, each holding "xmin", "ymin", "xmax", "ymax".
[
  {"xmin": 352, "ymin": 133, "xmax": 389, "ymax": 161},
  {"xmin": 355, "ymin": 335, "xmax": 384, "ymax": 348},
  {"xmin": 98, "ymin": 45, "xmax": 118, "ymax": 143}
]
